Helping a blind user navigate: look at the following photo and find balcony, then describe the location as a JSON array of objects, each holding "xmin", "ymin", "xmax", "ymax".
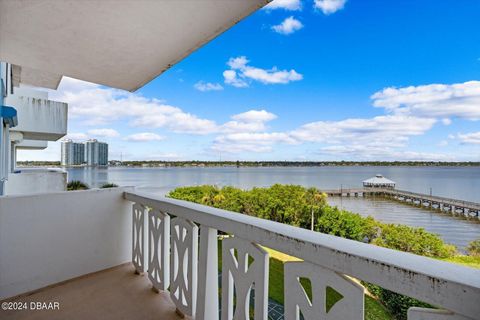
[
  {"xmin": 0, "ymin": 188, "xmax": 478, "ymax": 320},
  {"xmin": 5, "ymin": 87, "xmax": 67, "ymax": 141}
]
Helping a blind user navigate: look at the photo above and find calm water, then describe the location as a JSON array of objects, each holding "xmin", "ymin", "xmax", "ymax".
[{"xmin": 67, "ymin": 166, "xmax": 480, "ymax": 250}]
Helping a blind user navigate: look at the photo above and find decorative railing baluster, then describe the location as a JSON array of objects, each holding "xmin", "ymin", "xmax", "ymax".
[
  {"xmin": 132, "ymin": 203, "xmax": 148, "ymax": 274},
  {"xmin": 196, "ymin": 225, "xmax": 219, "ymax": 320},
  {"xmin": 170, "ymin": 217, "xmax": 198, "ymax": 317},
  {"xmin": 408, "ymin": 307, "xmax": 474, "ymax": 320},
  {"xmin": 221, "ymin": 236, "xmax": 269, "ymax": 320},
  {"xmin": 148, "ymin": 208, "xmax": 170, "ymax": 292},
  {"xmin": 284, "ymin": 261, "xmax": 364, "ymax": 320}
]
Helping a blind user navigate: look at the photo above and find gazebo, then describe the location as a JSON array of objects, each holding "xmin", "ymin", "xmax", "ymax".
[{"xmin": 363, "ymin": 174, "xmax": 396, "ymax": 189}]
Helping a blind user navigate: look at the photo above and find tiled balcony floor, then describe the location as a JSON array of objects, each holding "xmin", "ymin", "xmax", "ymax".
[{"xmin": 1, "ymin": 263, "xmax": 187, "ymax": 320}]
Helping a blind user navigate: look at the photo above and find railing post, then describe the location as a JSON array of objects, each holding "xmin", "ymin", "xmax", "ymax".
[
  {"xmin": 148, "ymin": 209, "xmax": 170, "ymax": 292},
  {"xmin": 196, "ymin": 226, "xmax": 219, "ymax": 320},
  {"xmin": 132, "ymin": 203, "xmax": 148, "ymax": 274},
  {"xmin": 170, "ymin": 217, "xmax": 198, "ymax": 318}
]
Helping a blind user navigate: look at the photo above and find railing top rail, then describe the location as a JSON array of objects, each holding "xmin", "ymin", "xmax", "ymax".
[{"xmin": 124, "ymin": 191, "xmax": 480, "ymax": 318}]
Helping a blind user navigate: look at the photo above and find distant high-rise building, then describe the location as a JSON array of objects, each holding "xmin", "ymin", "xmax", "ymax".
[
  {"xmin": 61, "ymin": 140, "xmax": 85, "ymax": 166},
  {"xmin": 85, "ymin": 139, "xmax": 108, "ymax": 166}
]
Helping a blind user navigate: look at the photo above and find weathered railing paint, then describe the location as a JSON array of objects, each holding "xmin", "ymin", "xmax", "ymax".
[{"xmin": 125, "ymin": 191, "xmax": 480, "ymax": 320}]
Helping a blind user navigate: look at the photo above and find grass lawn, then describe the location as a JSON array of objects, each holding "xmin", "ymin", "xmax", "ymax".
[{"xmin": 218, "ymin": 239, "xmax": 393, "ymax": 320}]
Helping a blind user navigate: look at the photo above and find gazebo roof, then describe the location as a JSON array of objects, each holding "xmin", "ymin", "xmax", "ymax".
[{"xmin": 363, "ymin": 174, "xmax": 395, "ymax": 185}]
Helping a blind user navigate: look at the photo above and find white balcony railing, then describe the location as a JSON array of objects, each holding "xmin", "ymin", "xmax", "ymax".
[{"xmin": 124, "ymin": 191, "xmax": 480, "ymax": 320}]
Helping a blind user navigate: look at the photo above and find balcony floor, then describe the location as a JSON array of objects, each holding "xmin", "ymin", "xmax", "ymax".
[{"xmin": 2, "ymin": 263, "xmax": 187, "ymax": 320}]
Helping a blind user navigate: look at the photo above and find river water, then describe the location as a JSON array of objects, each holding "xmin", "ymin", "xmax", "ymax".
[{"xmin": 67, "ymin": 166, "xmax": 480, "ymax": 250}]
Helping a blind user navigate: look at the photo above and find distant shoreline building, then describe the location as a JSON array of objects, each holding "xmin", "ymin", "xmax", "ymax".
[
  {"xmin": 363, "ymin": 174, "xmax": 396, "ymax": 189},
  {"xmin": 85, "ymin": 139, "xmax": 108, "ymax": 166},
  {"xmin": 61, "ymin": 139, "xmax": 108, "ymax": 166},
  {"xmin": 61, "ymin": 140, "xmax": 85, "ymax": 166}
]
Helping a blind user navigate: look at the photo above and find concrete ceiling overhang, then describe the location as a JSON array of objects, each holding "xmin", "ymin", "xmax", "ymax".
[{"xmin": 0, "ymin": 0, "xmax": 268, "ymax": 91}]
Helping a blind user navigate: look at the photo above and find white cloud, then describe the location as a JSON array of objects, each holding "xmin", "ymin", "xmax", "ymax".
[
  {"xmin": 212, "ymin": 132, "xmax": 295, "ymax": 153},
  {"xmin": 194, "ymin": 81, "xmax": 223, "ymax": 92},
  {"xmin": 318, "ymin": 145, "xmax": 454, "ymax": 161},
  {"xmin": 291, "ymin": 115, "xmax": 436, "ymax": 147},
  {"xmin": 231, "ymin": 110, "xmax": 277, "ymax": 123},
  {"xmin": 223, "ymin": 70, "xmax": 249, "ymax": 88},
  {"xmin": 242, "ymin": 67, "xmax": 303, "ymax": 85},
  {"xmin": 441, "ymin": 118, "xmax": 452, "ymax": 125},
  {"xmin": 87, "ymin": 128, "xmax": 120, "ymax": 138},
  {"xmin": 224, "ymin": 56, "xmax": 303, "ymax": 86},
  {"xmin": 227, "ymin": 56, "xmax": 249, "ymax": 69},
  {"xmin": 458, "ymin": 132, "xmax": 480, "ymax": 144},
  {"xmin": 272, "ymin": 16, "xmax": 304, "ymax": 35},
  {"xmin": 438, "ymin": 140, "xmax": 448, "ymax": 147},
  {"xmin": 371, "ymin": 81, "xmax": 480, "ymax": 121},
  {"xmin": 137, "ymin": 152, "xmax": 183, "ymax": 161},
  {"xmin": 131, "ymin": 107, "xmax": 218, "ymax": 134},
  {"xmin": 51, "ymin": 77, "xmax": 218, "ymax": 134},
  {"xmin": 222, "ymin": 110, "xmax": 277, "ymax": 133},
  {"xmin": 124, "ymin": 132, "xmax": 165, "ymax": 142},
  {"xmin": 265, "ymin": 0, "xmax": 302, "ymax": 11},
  {"xmin": 221, "ymin": 121, "xmax": 268, "ymax": 134},
  {"xmin": 314, "ymin": 0, "xmax": 347, "ymax": 14}
]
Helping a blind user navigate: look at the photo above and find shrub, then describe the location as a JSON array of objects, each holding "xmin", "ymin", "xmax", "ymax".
[
  {"xmin": 372, "ymin": 223, "xmax": 456, "ymax": 258},
  {"xmin": 100, "ymin": 183, "xmax": 119, "ymax": 188},
  {"xmin": 67, "ymin": 180, "xmax": 89, "ymax": 191},
  {"xmin": 363, "ymin": 283, "xmax": 431, "ymax": 320},
  {"xmin": 467, "ymin": 239, "xmax": 480, "ymax": 256},
  {"xmin": 316, "ymin": 206, "xmax": 377, "ymax": 242}
]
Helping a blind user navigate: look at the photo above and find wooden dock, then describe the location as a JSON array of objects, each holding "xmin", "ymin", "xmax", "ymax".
[{"xmin": 322, "ymin": 188, "xmax": 480, "ymax": 220}]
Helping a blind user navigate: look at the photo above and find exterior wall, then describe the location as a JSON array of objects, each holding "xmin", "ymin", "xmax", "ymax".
[
  {"xmin": 4, "ymin": 169, "xmax": 67, "ymax": 195},
  {"xmin": 0, "ymin": 187, "xmax": 134, "ymax": 299}
]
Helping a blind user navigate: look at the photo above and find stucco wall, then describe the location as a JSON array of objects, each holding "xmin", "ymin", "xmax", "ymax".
[
  {"xmin": 5, "ymin": 169, "xmax": 67, "ymax": 195},
  {"xmin": 0, "ymin": 187, "xmax": 133, "ymax": 299}
]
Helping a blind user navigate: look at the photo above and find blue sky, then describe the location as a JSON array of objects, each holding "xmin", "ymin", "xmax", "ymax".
[{"xmin": 19, "ymin": 0, "xmax": 480, "ymax": 161}]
